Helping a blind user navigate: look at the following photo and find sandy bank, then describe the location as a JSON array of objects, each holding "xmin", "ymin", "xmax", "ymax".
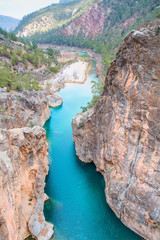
[
  {"xmin": 39, "ymin": 44, "xmax": 104, "ymax": 82},
  {"xmin": 42, "ymin": 60, "xmax": 90, "ymax": 92}
]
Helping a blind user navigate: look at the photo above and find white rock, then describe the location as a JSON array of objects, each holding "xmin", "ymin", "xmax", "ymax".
[{"xmin": 47, "ymin": 94, "xmax": 63, "ymax": 108}]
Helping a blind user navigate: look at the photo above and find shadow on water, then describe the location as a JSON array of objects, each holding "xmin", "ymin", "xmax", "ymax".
[{"xmin": 44, "ymin": 51, "xmax": 141, "ymax": 240}]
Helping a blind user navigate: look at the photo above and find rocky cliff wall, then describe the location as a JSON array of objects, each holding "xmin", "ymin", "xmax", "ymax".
[
  {"xmin": 0, "ymin": 89, "xmax": 53, "ymax": 240},
  {"xmin": 0, "ymin": 90, "xmax": 50, "ymax": 129},
  {"xmin": 72, "ymin": 26, "xmax": 160, "ymax": 240},
  {"xmin": 61, "ymin": 2, "xmax": 107, "ymax": 38}
]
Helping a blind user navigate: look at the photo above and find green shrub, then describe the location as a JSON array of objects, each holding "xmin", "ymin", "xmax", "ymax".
[
  {"xmin": 24, "ymin": 59, "xmax": 28, "ymax": 68},
  {"xmin": 9, "ymin": 33, "xmax": 18, "ymax": 41},
  {"xmin": 155, "ymin": 26, "xmax": 160, "ymax": 36},
  {"xmin": 11, "ymin": 54, "xmax": 19, "ymax": 65},
  {"xmin": 32, "ymin": 42, "xmax": 38, "ymax": 49},
  {"xmin": 77, "ymin": 120, "xmax": 85, "ymax": 129},
  {"xmin": 34, "ymin": 56, "xmax": 39, "ymax": 68},
  {"xmin": 46, "ymin": 47, "xmax": 54, "ymax": 57},
  {"xmin": 1, "ymin": 44, "xmax": 10, "ymax": 58},
  {"xmin": 81, "ymin": 80, "xmax": 104, "ymax": 111},
  {"xmin": 27, "ymin": 53, "xmax": 35, "ymax": 64},
  {"xmin": 48, "ymin": 65, "xmax": 60, "ymax": 73},
  {"xmin": 15, "ymin": 83, "xmax": 23, "ymax": 91},
  {"xmin": 29, "ymin": 121, "xmax": 35, "ymax": 127},
  {"xmin": 30, "ymin": 80, "xmax": 41, "ymax": 91}
]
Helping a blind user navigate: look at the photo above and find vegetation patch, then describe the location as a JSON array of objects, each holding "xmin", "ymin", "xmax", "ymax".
[
  {"xmin": 0, "ymin": 28, "xmax": 62, "ymax": 91},
  {"xmin": 81, "ymin": 80, "xmax": 104, "ymax": 112},
  {"xmin": 77, "ymin": 120, "xmax": 85, "ymax": 129},
  {"xmin": 155, "ymin": 26, "xmax": 160, "ymax": 35}
]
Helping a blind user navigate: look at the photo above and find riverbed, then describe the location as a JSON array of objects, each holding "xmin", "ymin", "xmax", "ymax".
[{"xmin": 44, "ymin": 52, "xmax": 141, "ymax": 240}]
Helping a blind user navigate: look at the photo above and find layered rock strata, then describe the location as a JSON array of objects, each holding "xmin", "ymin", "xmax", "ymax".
[
  {"xmin": 72, "ymin": 26, "xmax": 160, "ymax": 240},
  {"xmin": 0, "ymin": 89, "xmax": 55, "ymax": 240}
]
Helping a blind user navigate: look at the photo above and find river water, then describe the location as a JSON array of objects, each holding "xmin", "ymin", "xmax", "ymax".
[{"xmin": 44, "ymin": 52, "xmax": 141, "ymax": 240}]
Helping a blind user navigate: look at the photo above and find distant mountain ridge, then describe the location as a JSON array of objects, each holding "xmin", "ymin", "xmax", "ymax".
[
  {"xmin": 15, "ymin": 0, "xmax": 96, "ymax": 37},
  {"xmin": 0, "ymin": 15, "xmax": 20, "ymax": 32},
  {"xmin": 15, "ymin": 0, "xmax": 160, "ymax": 65},
  {"xmin": 59, "ymin": 0, "xmax": 76, "ymax": 3}
]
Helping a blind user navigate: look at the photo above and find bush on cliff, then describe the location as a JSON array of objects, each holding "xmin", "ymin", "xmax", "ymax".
[{"xmin": 81, "ymin": 80, "xmax": 104, "ymax": 112}]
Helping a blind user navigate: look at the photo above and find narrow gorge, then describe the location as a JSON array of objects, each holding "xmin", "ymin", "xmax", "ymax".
[
  {"xmin": 0, "ymin": 22, "xmax": 159, "ymax": 240},
  {"xmin": 43, "ymin": 52, "xmax": 141, "ymax": 240},
  {"xmin": 72, "ymin": 26, "xmax": 160, "ymax": 240}
]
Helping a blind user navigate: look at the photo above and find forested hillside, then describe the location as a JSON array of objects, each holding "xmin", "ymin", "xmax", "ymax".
[
  {"xmin": 15, "ymin": 0, "xmax": 160, "ymax": 66},
  {"xmin": 0, "ymin": 28, "xmax": 61, "ymax": 91},
  {"xmin": 15, "ymin": 0, "xmax": 95, "ymax": 37}
]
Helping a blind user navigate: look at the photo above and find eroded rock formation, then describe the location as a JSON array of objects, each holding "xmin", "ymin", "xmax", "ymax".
[
  {"xmin": 47, "ymin": 94, "xmax": 63, "ymax": 108},
  {"xmin": 0, "ymin": 90, "xmax": 51, "ymax": 129},
  {"xmin": 0, "ymin": 89, "xmax": 54, "ymax": 240},
  {"xmin": 72, "ymin": 26, "xmax": 160, "ymax": 240}
]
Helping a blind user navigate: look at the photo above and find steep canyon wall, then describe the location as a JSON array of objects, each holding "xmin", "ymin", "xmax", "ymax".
[
  {"xmin": 0, "ymin": 89, "xmax": 53, "ymax": 240},
  {"xmin": 72, "ymin": 26, "xmax": 160, "ymax": 240}
]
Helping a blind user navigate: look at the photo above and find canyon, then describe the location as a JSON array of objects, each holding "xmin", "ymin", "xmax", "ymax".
[
  {"xmin": 0, "ymin": 8, "xmax": 160, "ymax": 238},
  {"xmin": 0, "ymin": 53, "xmax": 90, "ymax": 239},
  {"xmin": 72, "ymin": 26, "xmax": 160, "ymax": 240}
]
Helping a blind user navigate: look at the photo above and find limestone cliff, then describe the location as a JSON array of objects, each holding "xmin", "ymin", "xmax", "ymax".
[
  {"xmin": 0, "ymin": 89, "xmax": 53, "ymax": 240},
  {"xmin": 72, "ymin": 26, "xmax": 160, "ymax": 240}
]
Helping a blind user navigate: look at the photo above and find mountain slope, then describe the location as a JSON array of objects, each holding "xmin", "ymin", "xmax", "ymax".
[
  {"xmin": 0, "ymin": 15, "xmax": 20, "ymax": 31},
  {"xmin": 15, "ymin": 0, "xmax": 160, "ymax": 66},
  {"xmin": 0, "ymin": 28, "xmax": 61, "ymax": 91},
  {"xmin": 15, "ymin": 0, "xmax": 96, "ymax": 37}
]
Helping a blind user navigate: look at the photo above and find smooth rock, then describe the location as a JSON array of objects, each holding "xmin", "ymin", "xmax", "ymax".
[{"xmin": 47, "ymin": 93, "xmax": 63, "ymax": 108}]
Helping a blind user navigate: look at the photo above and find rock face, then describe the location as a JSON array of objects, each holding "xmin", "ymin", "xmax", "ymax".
[
  {"xmin": 0, "ymin": 89, "xmax": 50, "ymax": 129},
  {"xmin": 61, "ymin": 2, "xmax": 107, "ymax": 38},
  {"xmin": 72, "ymin": 26, "xmax": 160, "ymax": 240},
  {"xmin": 0, "ymin": 89, "xmax": 54, "ymax": 240},
  {"xmin": 47, "ymin": 94, "xmax": 63, "ymax": 108}
]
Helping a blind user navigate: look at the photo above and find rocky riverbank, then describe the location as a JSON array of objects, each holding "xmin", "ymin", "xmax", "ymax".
[
  {"xmin": 0, "ymin": 88, "xmax": 63, "ymax": 240},
  {"xmin": 72, "ymin": 26, "xmax": 160, "ymax": 240}
]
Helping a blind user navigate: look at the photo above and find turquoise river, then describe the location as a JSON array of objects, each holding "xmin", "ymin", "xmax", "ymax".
[{"xmin": 44, "ymin": 51, "xmax": 141, "ymax": 240}]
